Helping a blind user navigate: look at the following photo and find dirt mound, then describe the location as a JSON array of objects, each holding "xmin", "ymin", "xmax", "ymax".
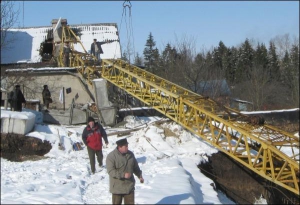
[
  {"xmin": 198, "ymin": 152, "xmax": 299, "ymax": 204},
  {"xmin": 1, "ymin": 133, "xmax": 52, "ymax": 162}
]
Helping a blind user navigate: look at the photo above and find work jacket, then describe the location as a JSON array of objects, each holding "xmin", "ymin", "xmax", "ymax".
[
  {"xmin": 90, "ymin": 41, "xmax": 105, "ymax": 56},
  {"xmin": 106, "ymin": 148, "xmax": 142, "ymax": 194},
  {"xmin": 42, "ymin": 88, "xmax": 51, "ymax": 104},
  {"xmin": 11, "ymin": 89, "xmax": 26, "ymax": 112},
  {"xmin": 82, "ymin": 123, "xmax": 108, "ymax": 151}
]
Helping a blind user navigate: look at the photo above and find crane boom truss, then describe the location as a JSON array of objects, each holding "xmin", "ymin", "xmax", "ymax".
[
  {"xmin": 56, "ymin": 24, "xmax": 299, "ymax": 196},
  {"xmin": 100, "ymin": 59, "xmax": 299, "ymax": 195}
]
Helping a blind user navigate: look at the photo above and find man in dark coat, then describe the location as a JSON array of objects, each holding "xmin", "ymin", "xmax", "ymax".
[
  {"xmin": 11, "ymin": 85, "xmax": 26, "ymax": 112},
  {"xmin": 82, "ymin": 116, "xmax": 109, "ymax": 174},
  {"xmin": 42, "ymin": 85, "xmax": 51, "ymax": 112},
  {"xmin": 106, "ymin": 138, "xmax": 144, "ymax": 204},
  {"xmin": 90, "ymin": 39, "xmax": 107, "ymax": 63}
]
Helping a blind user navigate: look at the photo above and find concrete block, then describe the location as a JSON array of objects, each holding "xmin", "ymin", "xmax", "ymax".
[
  {"xmin": 1, "ymin": 110, "xmax": 36, "ymax": 135},
  {"xmin": 1, "ymin": 116, "xmax": 10, "ymax": 133},
  {"xmin": 93, "ymin": 79, "xmax": 117, "ymax": 126},
  {"xmin": 9, "ymin": 117, "xmax": 35, "ymax": 135}
]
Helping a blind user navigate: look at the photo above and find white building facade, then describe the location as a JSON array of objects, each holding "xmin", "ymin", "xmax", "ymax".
[{"xmin": 1, "ymin": 22, "xmax": 122, "ymax": 64}]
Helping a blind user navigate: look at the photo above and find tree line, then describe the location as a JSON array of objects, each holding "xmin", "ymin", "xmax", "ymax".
[{"xmin": 122, "ymin": 33, "xmax": 299, "ymax": 111}]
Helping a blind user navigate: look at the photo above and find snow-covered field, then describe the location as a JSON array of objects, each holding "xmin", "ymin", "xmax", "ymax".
[{"xmin": 1, "ymin": 114, "xmax": 238, "ymax": 204}]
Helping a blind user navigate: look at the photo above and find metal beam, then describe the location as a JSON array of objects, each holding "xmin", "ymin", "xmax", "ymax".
[{"xmin": 101, "ymin": 59, "xmax": 299, "ymax": 195}]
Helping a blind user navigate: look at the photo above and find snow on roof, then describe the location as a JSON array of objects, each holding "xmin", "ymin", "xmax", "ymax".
[
  {"xmin": 1, "ymin": 23, "xmax": 121, "ymax": 64},
  {"xmin": 241, "ymin": 107, "xmax": 299, "ymax": 114},
  {"xmin": 5, "ymin": 67, "xmax": 77, "ymax": 73},
  {"xmin": 231, "ymin": 98, "xmax": 253, "ymax": 104}
]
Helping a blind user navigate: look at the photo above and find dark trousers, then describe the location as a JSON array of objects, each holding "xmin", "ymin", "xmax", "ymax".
[
  {"xmin": 87, "ymin": 146, "xmax": 103, "ymax": 173},
  {"xmin": 112, "ymin": 191, "xmax": 134, "ymax": 205},
  {"xmin": 64, "ymin": 55, "xmax": 70, "ymax": 67}
]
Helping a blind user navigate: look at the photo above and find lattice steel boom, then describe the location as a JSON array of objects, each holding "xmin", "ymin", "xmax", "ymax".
[
  {"xmin": 54, "ymin": 23, "xmax": 299, "ymax": 195},
  {"xmin": 99, "ymin": 59, "xmax": 299, "ymax": 195}
]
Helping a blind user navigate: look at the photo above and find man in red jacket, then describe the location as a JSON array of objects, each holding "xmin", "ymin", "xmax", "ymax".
[{"xmin": 82, "ymin": 116, "xmax": 109, "ymax": 174}]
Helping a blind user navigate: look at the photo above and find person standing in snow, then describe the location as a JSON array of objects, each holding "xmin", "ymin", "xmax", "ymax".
[
  {"xmin": 82, "ymin": 116, "xmax": 109, "ymax": 174},
  {"xmin": 106, "ymin": 138, "xmax": 144, "ymax": 204},
  {"xmin": 42, "ymin": 85, "xmax": 52, "ymax": 112},
  {"xmin": 11, "ymin": 84, "xmax": 26, "ymax": 112}
]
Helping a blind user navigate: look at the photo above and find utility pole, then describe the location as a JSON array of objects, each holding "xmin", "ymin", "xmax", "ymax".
[{"xmin": 63, "ymin": 87, "xmax": 65, "ymax": 111}]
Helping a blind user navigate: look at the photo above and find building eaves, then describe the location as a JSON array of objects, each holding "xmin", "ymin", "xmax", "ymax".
[
  {"xmin": 12, "ymin": 23, "xmax": 118, "ymax": 30},
  {"xmin": 5, "ymin": 68, "xmax": 77, "ymax": 74}
]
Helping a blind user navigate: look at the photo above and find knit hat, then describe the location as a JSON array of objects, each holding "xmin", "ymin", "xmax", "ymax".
[
  {"xmin": 43, "ymin": 85, "xmax": 48, "ymax": 88},
  {"xmin": 116, "ymin": 138, "xmax": 129, "ymax": 146},
  {"xmin": 87, "ymin": 116, "xmax": 95, "ymax": 123}
]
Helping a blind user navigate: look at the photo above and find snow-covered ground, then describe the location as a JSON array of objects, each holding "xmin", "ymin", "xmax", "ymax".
[{"xmin": 1, "ymin": 111, "xmax": 241, "ymax": 204}]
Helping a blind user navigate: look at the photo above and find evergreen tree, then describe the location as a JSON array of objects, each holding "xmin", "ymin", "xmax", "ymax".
[
  {"xmin": 159, "ymin": 43, "xmax": 178, "ymax": 80},
  {"xmin": 212, "ymin": 41, "xmax": 227, "ymax": 70},
  {"xmin": 281, "ymin": 51, "xmax": 292, "ymax": 87},
  {"xmin": 224, "ymin": 47, "xmax": 238, "ymax": 84},
  {"xmin": 254, "ymin": 43, "xmax": 268, "ymax": 69},
  {"xmin": 236, "ymin": 38, "xmax": 254, "ymax": 83},
  {"xmin": 153, "ymin": 47, "xmax": 160, "ymax": 74},
  {"xmin": 205, "ymin": 51, "xmax": 214, "ymax": 71},
  {"xmin": 267, "ymin": 41, "xmax": 280, "ymax": 81},
  {"xmin": 143, "ymin": 32, "xmax": 157, "ymax": 73},
  {"xmin": 290, "ymin": 44, "xmax": 299, "ymax": 72},
  {"xmin": 288, "ymin": 44, "xmax": 299, "ymax": 106},
  {"xmin": 134, "ymin": 53, "xmax": 143, "ymax": 66}
]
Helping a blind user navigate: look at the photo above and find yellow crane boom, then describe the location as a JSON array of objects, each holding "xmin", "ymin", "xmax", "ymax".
[
  {"xmin": 53, "ymin": 22, "xmax": 299, "ymax": 195},
  {"xmin": 100, "ymin": 59, "xmax": 299, "ymax": 195}
]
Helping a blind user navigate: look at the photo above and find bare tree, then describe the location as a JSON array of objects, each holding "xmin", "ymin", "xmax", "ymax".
[
  {"xmin": 1, "ymin": 1, "xmax": 20, "ymax": 51},
  {"xmin": 271, "ymin": 34, "xmax": 292, "ymax": 60},
  {"xmin": 173, "ymin": 34, "xmax": 199, "ymax": 89},
  {"xmin": 175, "ymin": 36, "xmax": 226, "ymax": 99},
  {"xmin": 234, "ymin": 64, "xmax": 282, "ymax": 110}
]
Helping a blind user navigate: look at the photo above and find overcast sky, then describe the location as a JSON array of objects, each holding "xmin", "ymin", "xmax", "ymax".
[{"xmin": 12, "ymin": 1, "xmax": 299, "ymax": 55}]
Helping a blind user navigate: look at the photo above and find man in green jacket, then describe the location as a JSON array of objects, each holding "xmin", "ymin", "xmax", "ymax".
[{"xmin": 106, "ymin": 138, "xmax": 144, "ymax": 204}]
